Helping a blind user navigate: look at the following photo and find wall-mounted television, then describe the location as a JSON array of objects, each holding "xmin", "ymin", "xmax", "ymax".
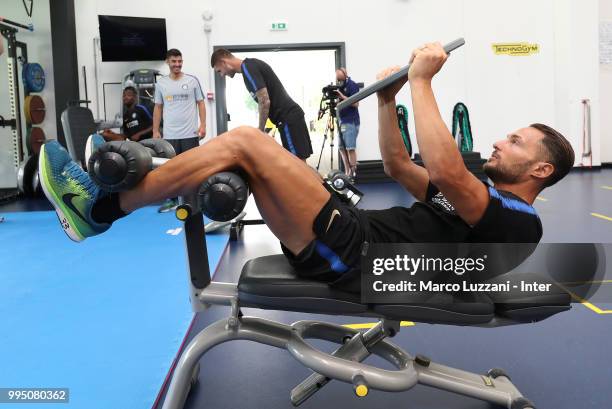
[{"xmin": 98, "ymin": 15, "xmax": 167, "ymax": 62}]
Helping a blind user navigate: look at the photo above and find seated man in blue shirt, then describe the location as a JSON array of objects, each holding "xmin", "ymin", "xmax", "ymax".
[{"xmin": 101, "ymin": 87, "xmax": 153, "ymax": 142}]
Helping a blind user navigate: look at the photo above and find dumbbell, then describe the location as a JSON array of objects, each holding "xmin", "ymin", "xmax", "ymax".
[
  {"xmin": 88, "ymin": 139, "xmax": 176, "ymax": 192},
  {"xmin": 326, "ymin": 171, "xmax": 364, "ymax": 207}
]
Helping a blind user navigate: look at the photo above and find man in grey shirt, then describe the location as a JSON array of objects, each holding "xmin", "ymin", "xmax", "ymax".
[{"xmin": 153, "ymin": 48, "xmax": 207, "ymax": 212}]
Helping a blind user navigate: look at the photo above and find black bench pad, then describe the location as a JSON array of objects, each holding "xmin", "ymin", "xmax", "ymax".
[{"xmin": 237, "ymin": 255, "xmax": 571, "ymax": 324}]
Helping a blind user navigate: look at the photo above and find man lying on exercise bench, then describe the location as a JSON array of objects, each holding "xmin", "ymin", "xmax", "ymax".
[{"xmin": 39, "ymin": 42, "xmax": 574, "ymax": 292}]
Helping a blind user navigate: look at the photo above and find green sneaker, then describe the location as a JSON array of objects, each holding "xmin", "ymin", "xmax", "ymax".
[
  {"xmin": 39, "ymin": 141, "xmax": 110, "ymax": 242},
  {"xmin": 158, "ymin": 198, "xmax": 178, "ymax": 213}
]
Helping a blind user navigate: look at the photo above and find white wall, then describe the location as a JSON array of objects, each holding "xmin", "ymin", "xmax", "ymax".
[
  {"xmin": 601, "ymin": 0, "xmax": 612, "ymax": 163},
  {"xmin": 463, "ymin": 0, "xmax": 556, "ymax": 156},
  {"xmin": 555, "ymin": 0, "xmax": 601, "ymax": 167},
  {"xmin": 73, "ymin": 0, "xmax": 600, "ymax": 165},
  {"xmin": 0, "ymin": 0, "xmax": 57, "ymax": 188}
]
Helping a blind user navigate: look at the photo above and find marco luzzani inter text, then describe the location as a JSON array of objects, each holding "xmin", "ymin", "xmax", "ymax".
[{"xmin": 369, "ymin": 255, "xmax": 552, "ymax": 293}]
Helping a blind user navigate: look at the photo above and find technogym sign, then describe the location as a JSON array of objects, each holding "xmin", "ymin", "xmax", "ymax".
[{"xmin": 492, "ymin": 43, "xmax": 540, "ymax": 56}]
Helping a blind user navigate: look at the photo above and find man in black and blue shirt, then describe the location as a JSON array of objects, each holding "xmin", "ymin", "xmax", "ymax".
[
  {"xmin": 41, "ymin": 42, "xmax": 575, "ymax": 294},
  {"xmin": 211, "ymin": 49, "xmax": 313, "ymax": 161},
  {"xmin": 335, "ymin": 68, "xmax": 361, "ymax": 179},
  {"xmin": 101, "ymin": 87, "xmax": 153, "ymax": 142}
]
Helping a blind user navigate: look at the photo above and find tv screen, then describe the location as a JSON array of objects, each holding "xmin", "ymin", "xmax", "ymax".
[{"xmin": 98, "ymin": 15, "xmax": 167, "ymax": 62}]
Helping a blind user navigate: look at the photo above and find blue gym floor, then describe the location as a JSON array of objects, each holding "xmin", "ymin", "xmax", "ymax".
[
  {"xmin": 2, "ymin": 169, "xmax": 612, "ymax": 409},
  {"xmin": 0, "ymin": 205, "xmax": 228, "ymax": 409}
]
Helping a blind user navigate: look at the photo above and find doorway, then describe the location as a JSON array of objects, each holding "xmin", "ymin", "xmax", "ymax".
[{"xmin": 214, "ymin": 43, "xmax": 345, "ymax": 174}]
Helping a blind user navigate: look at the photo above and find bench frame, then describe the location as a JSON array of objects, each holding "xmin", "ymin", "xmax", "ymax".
[{"xmin": 160, "ymin": 203, "xmax": 537, "ymax": 409}]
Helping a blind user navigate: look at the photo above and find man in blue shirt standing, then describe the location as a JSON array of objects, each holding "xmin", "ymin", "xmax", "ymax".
[{"xmin": 335, "ymin": 68, "xmax": 360, "ymax": 179}]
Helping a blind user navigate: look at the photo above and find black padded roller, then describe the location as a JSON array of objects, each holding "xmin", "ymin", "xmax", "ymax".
[
  {"xmin": 511, "ymin": 397, "xmax": 536, "ymax": 409},
  {"xmin": 88, "ymin": 141, "xmax": 152, "ymax": 192},
  {"xmin": 139, "ymin": 139, "xmax": 177, "ymax": 159},
  {"xmin": 486, "ymin": 368, "xmax": 510, "ymax": 380},
  {"xmin": 198, "ymin": 172, "xmax": 249, "ymax": 222}
]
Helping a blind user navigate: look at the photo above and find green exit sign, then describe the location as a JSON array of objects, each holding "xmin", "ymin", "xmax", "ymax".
[{"xmin": 271, "ymin": 22, "xmax": 288, "ymax": 31}]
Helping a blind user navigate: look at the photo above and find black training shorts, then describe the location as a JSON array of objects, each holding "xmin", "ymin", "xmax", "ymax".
[
  {"xmin": 281, "ymin": 195, "xmax": 366, "ymax": 293},
  {"xmin": 166, "ymin": 137, "xmax": 200, "ymax": 156},
  {"xmin": 277, "ymin": 115, "xmax": 313, "ymax": 159}
]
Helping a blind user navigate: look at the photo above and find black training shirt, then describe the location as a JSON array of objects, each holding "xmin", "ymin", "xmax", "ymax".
[
  {"xmin": 122, "ymin": 104, "xmax": 153, "ymax": 141},
  {"xmin": 241, "ymin": 58, "xmax": 303, "ymax": 123},
  {"xmin": 361, "ymin": 182, "xmax": 543, "ymax": 244}
]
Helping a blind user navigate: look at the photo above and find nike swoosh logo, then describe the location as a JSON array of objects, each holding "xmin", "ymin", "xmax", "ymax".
[
  {"xmin": 325, "ymin": 209, "xmax": 341, "ymax": 233},
  {"xmin": 62, "ymin": 193, "xmax": 89, "ymax": 224}
]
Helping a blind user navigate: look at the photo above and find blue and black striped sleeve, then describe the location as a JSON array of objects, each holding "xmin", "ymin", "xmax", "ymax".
[
  {"xmin": 241, "ymin": 60, "xmax": 266, "ymax": 93},
  {"xmin": 473, "ymin": 186, "xmax": 543, "ymax": 242},
  {"xmin": 136, "ymin": 104, "xmax": 153, "ymax": 120}
]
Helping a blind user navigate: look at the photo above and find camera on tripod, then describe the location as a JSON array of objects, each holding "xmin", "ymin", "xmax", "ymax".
[
  {"xmin": 315, "ymin": 83, "xmax": 348, "ymax": 172},
  {"xmin": 321, "ymin": 84, "xmax": 341, "ymax": 103},
  {"xmin": 318, "ymin": 84, "xmax": 341, "ymax": 120}
]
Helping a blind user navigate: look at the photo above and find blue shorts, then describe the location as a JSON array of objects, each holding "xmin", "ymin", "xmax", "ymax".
[{"xmin": 339, "ymin": 122, "xmax": 359, "ymax": 150}]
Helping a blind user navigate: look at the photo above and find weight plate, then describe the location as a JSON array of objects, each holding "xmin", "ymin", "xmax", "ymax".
[
  {"xmin": 31, "ymin": 171, "xmax": 41, "ymax": 196},
  {"xmin": 23, "ymin": 63, "xmax": 46, "ymax": 93},
  {"xmin": 17, "ymin": 155, "xmax": 38, "ymax": 196},
  {"xmin": 26, "ymin": 127, "xmax": 46, "ymax": 156},
  {"xmin": 24, "ymin": 95, "xmax": 46, "ymax": 125}
]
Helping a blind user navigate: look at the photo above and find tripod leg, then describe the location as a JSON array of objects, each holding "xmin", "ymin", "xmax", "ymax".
[
  {"xmin": 329, "ymin": 127, "xmax": 334, "ymax": 171},
  {"xmin": 316, "ymin": 121, "xmax": 330, "ymax": 171},
  {"xmin": 334, "ymin": 117, "xmax": 350, "ymax": 174}
]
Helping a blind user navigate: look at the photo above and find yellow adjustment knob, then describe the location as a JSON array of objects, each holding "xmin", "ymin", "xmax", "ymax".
[
  {"xmin": 355, "ymin": 384, "xmax": 368, "ymax": 397},
  {"xmin": 176, "ymin": 208, "xmax": 189, "ymax": 221}
]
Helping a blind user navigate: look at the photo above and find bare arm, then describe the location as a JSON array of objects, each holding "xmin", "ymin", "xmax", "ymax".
[
  {"xmin": 197, "ymin": 100, "xmax": 206, "ymax": 138},
  {"xmin": 409, "ymin": 43, "xmax": 488, "ymax": 225},
  {"xmin": 376, "ymin": 67, "xmax": 430, "ymax": 201},
  {"xmin": 255, "ymin": 88, "xmax": 271, "ymax": 131},
  {"xmin": 378, "ymin": 96, "xmax": 430, "ymax": 201},
  {"xmin": 128, "ymin": 126, "xmax": 153, "ymax": 142},
  {"xmin": 101, "ymin": 129, "xmax": 126, "ymax": 141},
  {"xmin": 152, "ymin": 104, "xmax": 162, "ymax": 138}
]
